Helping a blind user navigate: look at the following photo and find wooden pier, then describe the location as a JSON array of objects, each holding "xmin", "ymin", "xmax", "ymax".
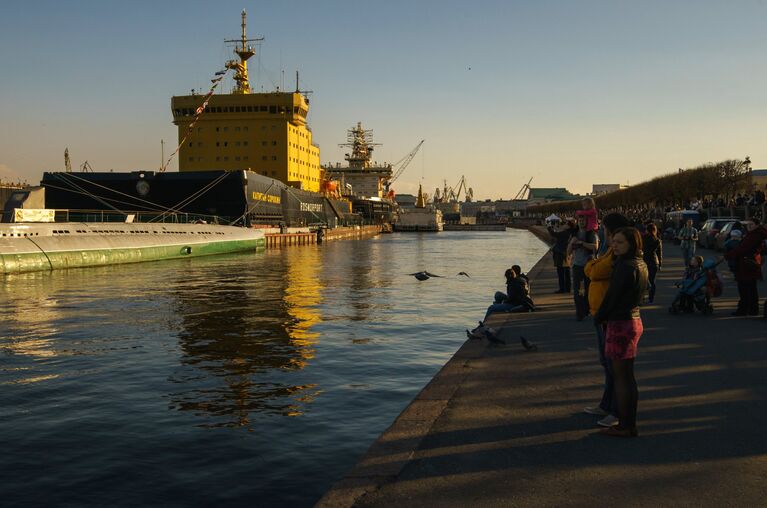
[{"xmin": 264, "ymin": 225, "xmax": 381, "ymax": 249}]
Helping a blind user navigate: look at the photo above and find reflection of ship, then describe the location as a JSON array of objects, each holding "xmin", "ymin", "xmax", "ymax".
[
  {"xmin": 393, "ymin": 184, "xmax": 443, "ymax": 232},
  {"xmin": 41, "ymin": 11, "xmax": 353, "ymax": 228}
]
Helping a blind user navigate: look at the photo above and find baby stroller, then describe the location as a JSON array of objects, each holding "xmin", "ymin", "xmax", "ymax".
[{"xmin": 669, "ymin": 259, "xmax": 723, "ymax": 315}]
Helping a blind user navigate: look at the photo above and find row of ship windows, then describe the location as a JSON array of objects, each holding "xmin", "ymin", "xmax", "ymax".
[
  {"xmin": 1, "ymin": 232, "xmax": 40, "ymax": 237},
  {"xmin": 188, "ymin": 155, "xmax": 319, "ymax": 170},
  {"xmin": 46, "ymin": 230, "xmax": 226, "ymax": 236},
  {"xmin": 176, "ymin": 106, "xmax": 307, "ymax": 116}
]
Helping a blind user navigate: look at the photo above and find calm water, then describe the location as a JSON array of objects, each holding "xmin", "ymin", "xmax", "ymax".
[{"xmin": 0, "ymin": 230, "xmax": 548, "ymax": 507}]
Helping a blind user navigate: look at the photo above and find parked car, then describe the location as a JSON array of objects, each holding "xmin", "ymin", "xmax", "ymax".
[
  {"xmin": 698, "ymin": 218, "xmax": 739, "ymax": 249},
  {"xmin": 713, "ymin": 221, "xmax": 740, "ymax": 251}
]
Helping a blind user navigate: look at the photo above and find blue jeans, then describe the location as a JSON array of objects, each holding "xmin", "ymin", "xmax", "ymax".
[
  {"xmin": 681, "ymin": 245, "xmax": 695, "ymax": 266},
  {"xmin": 483, "ymin": 301, "xmax": 526, "ymax": 321},
  {"xmin": 596, "ymin": 323, "xmax": 617, "ymax": 416},
  {"xmin": 572, "ymin": 265, "xmax": 590, "ymax": 319}
]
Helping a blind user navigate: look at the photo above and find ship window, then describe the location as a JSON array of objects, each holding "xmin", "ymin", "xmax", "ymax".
[
  {"xmin": 271, "ymin": 141, "xmax": 277, "ymax": 146},
  {"xmin": 188, "ymin": 142, "xmax": 193, "ymax": 147},
  {"xmin": 216, "ymin": 107, "xmax": 222, "ymax": 113},
  {"xmin": 235, "ymin": 156, "xmax": 241, "ymax": 161},
  {"xmin": 269, "ymin": 106, "xmax": 276, "ymax": 114},
  {"xmin": 224, "ymin": 127, "xmax": 228, "ymax": 131},
  {"xmin": 197, "ymin": 142, "xmax": 202, "ymax": 147},
  {"xmin": 224, "ymin": 156, "xmax": 229, "ymax": 161},
  {"xmin": 188, "ymin": 157, "xmax": 194, "ymax": 161},
  {"xmin": 235, "ymin": 126, "xmax": 240, "ymax": 131},
  {"xmin": 216, "ymin": 127, "xmax": 220, "ymax": 132},
  {"xmin": 216, "ymin": 156, "xmax": 221, "ymax": 161},
  {"xmin": 246, "ymin": 106, "xmax": 252, "ymax": 112},
  {"xmin": 272, "ymin": 156, "xmax": 277, "ymax": 161},
  {"xmin": 216, "ymin": 142, "xmax": 220, "ymax": 147},
  {"xmin": 262, "ymin": 156, "xmax": 267, "ymax": 161},
  {"xmin": 260, "ymin": 106, "xmax": 267, "ymax": 112},
  {"xmin": 243, "ymin": 156, "xmax": 248, "ymax": 161},
  {"xmin": 243, "ymin": 141, "xmax": 248, "ymax": 146},
  {"xmin": 243, "ymin": 126, "xmax": 248, "ymax": 131},
  {"xmin": 261, "ymin": 141, "xmax": 267, "ymax": 146},
  {"xmin": 224, "ymin": 142, "xmax": 228, "ymax": 147},
  {"xmin": 235, "ymin": 107, "xmax": 241, "ymax": 112}
]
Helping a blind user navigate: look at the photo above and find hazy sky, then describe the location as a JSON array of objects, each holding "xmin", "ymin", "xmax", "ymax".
[{"xmin": 1, "ymin": 1, "xmax": 765, "ymax": 198}]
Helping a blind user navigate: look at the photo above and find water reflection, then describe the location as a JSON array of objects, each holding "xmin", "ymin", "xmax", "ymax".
[
  {"xmin": 169, "ymin": 248, "xmax": 325, "ymax": 427},
  {"xmin": 0, "ymin": 273, "xmax": 62, "ymax": 385}
]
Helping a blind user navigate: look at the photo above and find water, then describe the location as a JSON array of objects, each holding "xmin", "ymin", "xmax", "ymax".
[{"xmin": 0, "ymin": 230, "xmax": 548, "ymax": 507}]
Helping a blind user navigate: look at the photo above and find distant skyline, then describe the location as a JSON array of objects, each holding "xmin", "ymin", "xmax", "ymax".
[{"xmin": 1, "ymin": 1, "xmax": 765, "ymax": 198}]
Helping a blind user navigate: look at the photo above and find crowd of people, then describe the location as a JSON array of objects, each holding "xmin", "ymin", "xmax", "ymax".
[{"xmin": 482, "ymin": 196, "xmax": 767, "ymax": 439}]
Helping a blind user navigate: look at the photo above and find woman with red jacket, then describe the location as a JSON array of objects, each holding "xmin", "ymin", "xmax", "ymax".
[{"xmin": 724, "ymin": 219, "xmax": 767, "ymax": 316}]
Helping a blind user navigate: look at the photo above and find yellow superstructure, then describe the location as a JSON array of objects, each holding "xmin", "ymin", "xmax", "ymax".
[{"xmin": 170, "ymin": 11, "xmax": 322, "ymax": 193}]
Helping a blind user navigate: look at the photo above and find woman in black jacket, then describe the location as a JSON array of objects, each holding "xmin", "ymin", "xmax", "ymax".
[
  {"xmin": 642, "ymin": 223, "xmax": 663, "ymax": 303},
  {"xmin": 594, "ymin": 227, "xmax": 649, "ymax": 438}
]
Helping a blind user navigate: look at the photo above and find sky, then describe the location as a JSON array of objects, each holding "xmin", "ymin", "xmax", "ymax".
[{"xmin": 0, "ymin": 0, "xmax": 765, "ymax": 198}]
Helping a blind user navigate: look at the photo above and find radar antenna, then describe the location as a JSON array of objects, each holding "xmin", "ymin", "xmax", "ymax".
[{"xmin": 224, "ymin": 10, "xmax": 264, "ymax": 94}]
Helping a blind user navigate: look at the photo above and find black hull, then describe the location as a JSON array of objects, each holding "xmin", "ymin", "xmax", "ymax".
[{"xmin": 41, "ymin": 170, "xmax": 353, "ymax": 227}]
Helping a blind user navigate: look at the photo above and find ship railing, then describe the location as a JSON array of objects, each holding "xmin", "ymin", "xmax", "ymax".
[{"xmin": 42, "ymin": 209, "xmax": 227, "ymax": 225}]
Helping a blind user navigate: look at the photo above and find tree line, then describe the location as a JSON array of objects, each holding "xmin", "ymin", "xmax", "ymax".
[{"xmin": 527, "ymin": 159, "xmax": 752, "ymax": 214}]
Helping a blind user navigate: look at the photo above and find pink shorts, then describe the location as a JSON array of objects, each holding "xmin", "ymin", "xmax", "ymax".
[{"xmin": 605, "ymin": 318, "xmax": 643, "ymax": 360}]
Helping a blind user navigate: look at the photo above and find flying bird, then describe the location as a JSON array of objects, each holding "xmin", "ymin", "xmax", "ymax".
[
  {"xmin": 457, "ymin": 271, "xmax": 470, "ymax": 277},
  {"xmin": 409, "ymin": 271, "xmax": 442, "ymax": 281}
]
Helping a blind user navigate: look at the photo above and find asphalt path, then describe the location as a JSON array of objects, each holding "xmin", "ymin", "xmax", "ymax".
[{"xmin": 320, "ymin": 242, "xmax": 767, "ymax": 507}]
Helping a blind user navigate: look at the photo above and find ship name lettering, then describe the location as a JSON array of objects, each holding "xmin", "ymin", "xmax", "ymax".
[
  {"xmin": 252, "ymin": 192, "xmax": 281, "ymax": 204},
  {"xmin": 300, "ymin": 202, "xmax": 324, "ymax": 213}
]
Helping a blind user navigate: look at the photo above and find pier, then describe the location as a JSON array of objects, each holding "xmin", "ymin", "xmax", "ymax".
[
  {"xmin": 263, "ymin": 225, "xmax": 381, "ymax": 248},
  {"xmin": 318, "ymin": 239, "xmax": 767, "ymax": 507}
]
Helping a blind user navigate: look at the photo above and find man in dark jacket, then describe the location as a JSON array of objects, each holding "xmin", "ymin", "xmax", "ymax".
[{"xmin": 548, "ymin": 221, "xmax": 575, "ymax": 293}]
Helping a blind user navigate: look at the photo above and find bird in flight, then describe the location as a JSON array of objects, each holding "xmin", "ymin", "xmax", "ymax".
[
  {"xmin": 457, "ymin": 271, "xmax": 470, "ymax": 277},
  {"xmin": 409, "ymin": 271, "xmax": 442, "ymax": 281}
]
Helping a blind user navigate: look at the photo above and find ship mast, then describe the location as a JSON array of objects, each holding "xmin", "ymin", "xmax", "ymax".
[{"xmin": 224, "ymin": 10, "xmax": 263, "ymax": 94}]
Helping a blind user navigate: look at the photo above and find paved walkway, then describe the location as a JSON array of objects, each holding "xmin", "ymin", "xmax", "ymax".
[{"xmin": 318, "ymin": 243, "xmax": 767, "ymax": 507}]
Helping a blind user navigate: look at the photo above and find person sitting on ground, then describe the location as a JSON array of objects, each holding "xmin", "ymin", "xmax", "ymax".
[
  {"xmin": 508, "ymin": 265, "xmax": 535, "ymax": 310},
  {"xmin": 576, "ymin": 197, "xmax": 599, "ymax": 232},
  {"xmin": 511, "ymin": 265, "xmax": 531, "ymax": 294},
  {"xmin": 482, "ymin": 269, "xmax": 532, "ymax": 321}
]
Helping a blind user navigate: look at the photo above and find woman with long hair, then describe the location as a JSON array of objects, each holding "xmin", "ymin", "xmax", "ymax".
[
  {"xmin": 643, "ymin": 223, "xmax": 663, "ymax": 303},
  {"xmin": 594, "ymin": 227, "xmax": 648, "ymax": 437}
]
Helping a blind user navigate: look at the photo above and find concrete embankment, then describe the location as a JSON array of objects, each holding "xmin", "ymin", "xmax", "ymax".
[{"xmin": 318, "ymin": 238, "xmax": 767, "ymax": 507}]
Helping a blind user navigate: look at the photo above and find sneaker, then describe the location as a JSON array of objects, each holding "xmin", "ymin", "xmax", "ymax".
[
  {"xmin": 597, "ymin": 414, "xmax": 619, "ymax": 427},
  {"xmin": 583, "ymin": 406, "xmax": 608, "ymax": 416}
]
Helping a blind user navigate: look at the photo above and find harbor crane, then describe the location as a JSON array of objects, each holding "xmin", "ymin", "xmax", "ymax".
[
  {"xmin": 384, "ymin": 139, "xmax": 425, "ymax": 192},
  {"xmin": 435, "ymin": 175, "xmax": 474, "ymax": 203},
  {"xmin": 513, "ymin": 177, "xmax": 533, "ymax": 201}
]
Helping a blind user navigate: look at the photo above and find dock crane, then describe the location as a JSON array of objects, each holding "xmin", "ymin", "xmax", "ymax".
[
  {"xmin": 384, "ymin": 140, "xmax": 425, "ymax": 193},
  {"xmin": 513, "ymin": 177, "xmax": 533, "ymax": 201}
]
